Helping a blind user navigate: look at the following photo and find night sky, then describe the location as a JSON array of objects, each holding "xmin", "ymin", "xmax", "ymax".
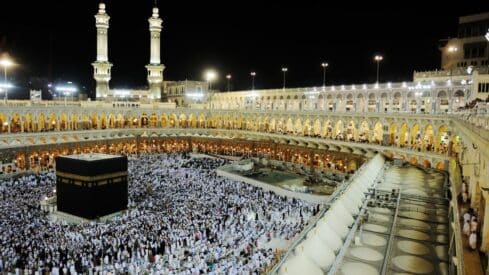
[{"xmin": 1, "ymin": 1, "xmax": 488, "ymax": 98}]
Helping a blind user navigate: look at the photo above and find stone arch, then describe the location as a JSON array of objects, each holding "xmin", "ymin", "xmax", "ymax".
[
  {"xmin": 149, "ymin": 113, "xmax": 158, "ymax": 127},
  {"xmin": 24, "ymin": 113, "xmax": 34, "ymax": 132},
  {"xmin": 46, "ymin": 113, "xmax": 57, "ymax": 131},
  {"xmin": 108, "ymin": 113, "xmax": 116, "ymax": 128},
  {"xmin": 90, "ymin": 113, "xmax": 98, "ymax": 129},
  {"xmin": 380, "ymin": 93, "xmax": 388, "ymax": 112},
  {"xmin": 140, "ymin": 113, "xmax": 149, "ymax": 128},
  {"xmin": 368, "ymin": 93, "xmax": 376, "ymax": 111},
  {"xmin": 399, "ymin": 123, "xmax": 409, "ymax": 148},
  {"xmin": 359, "ymin": 120, "xmax": 370, "ymax": 142},
  {"xmin": 372, "ymin": 121, "xmax": 383, "ymax": 144},
  {"xmin": 303, "ymin": 118, "xmax": 312, "ymax": 136},
  {"xmin": 80, "ymin": 113, "xmax": 90, "ymax": 129},
  {"xmin": 406, "ymin": 91, "xmax": 417, "ymax": 112},
  {"xmin": 326, "ymin": 94, "xmax": 333, "ymax": 111},
  {"xmin": 212, "ymin": 114, "xmax": 222, "ymax": 129},
  {"xmin": 410, "ymin": 157, "xmax": 418, "ymax": 165},
  {"xmin": 179, "ymin": 113, "xmax": 187, "ymax": 128},
  {"xmin": 437, "ymin": 90, "xmax": 449, "ymax": 112},
  {"xmin": 99, "ymin": 113, "xmax": 107, "ymax": 129},
  {"xmin": 322, "ymin": 119, "xmax": 333, "ymax": 138},
  {"xmin": 286, "ymin": 117, "xmax": 294, "ymax": 133},
  {"xmin": 37, "ymin": 113, "xmax": 46, "ymax": 132},
  {"xmin": 346, "ymin": 120, "xmax": 356, "ymax": 141},
  {"xmin": 436, "ymin": 124, "xmax": 449, "ymax": 153},
  {"xmin": 220, "ymin": 114, "xmax": 229, "ymax": 129},
  {"xmin": 235, "ymin": 115, "xmax": 243, "ymax": 130},
  {"xmin": 71, "ymin": 113, "xmax": 79, "ymax": 130},
  {"xmin": 276, "ymin": 117, "xmax": 285, "ymax": 133},
  {"xmin": 259, "ymin": 116, "xmax": 268, "ymax": 132},
  {"xmin": 160, "ymin": 114, "xmax": 170, "ymax": 128},
  {"xmin": 269, "ymin": 117, "xmax": 276, "ymax": 132},
  {"xmin": 411, "ymin": 123, "xmax": 421, "ymax": 150},
  {"xmin": 388, "ymin": 122, "xmax": 397, "ymax": 146},
  {"xmin": 435, "ymin": 162, "xmax": 445, "ymax": 170},
  {"xmin": 334, "ymin": 120, "xmax": 344, "ymax": 140},
  {"xmin": 129, "ymin": 114, "xmax": 139, "ymax": 128},
  {"xmin": 10, "ymin": 113, "xmax": 22, "ymax": 133},
  {"xmin": 198, "ymin": 113, "xmax": 206, "ymax": 128},
  {"xmin": 229, "ymin": 114, "xmax": 238, "ymax": 129},
  {"xmin": 345, "ymin": 94, "xmax": 354, "ymax": 111},
  {"xmin": 423, "ymin": 159, "xmax": 431, "ymax": 168},
  {"xmin": 357, "ymin": 93, "xmax": 365, "ymax": 112},
  {"xmin": 313, "ymin": 118, "xmax": 321, "ymax": 136},
  {"xmin": 453, "ymin": 90, "xmax": 465, "ymax": 110},
  {"xmin": 294, "ymin": 118, "xmax": 303, "ymax": 135},
  {"xmin": 188, "ymin": 114, "xmax": 197, "ymax": 128},
  {"xmin": 437, "ymin": 90, "xmax": 447, "ymax": 97},
  {"xmin": 423, "ymin": 124, "xmax": 434, "ymax": 151},
  {"xmin": 393, "ymin": 92, "xmax": 402, "ymax": 111}
]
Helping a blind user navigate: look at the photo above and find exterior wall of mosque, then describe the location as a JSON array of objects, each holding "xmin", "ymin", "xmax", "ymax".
[{"xmin": 0, "ymin": 75, "xmax": 488, "ymax": 259}]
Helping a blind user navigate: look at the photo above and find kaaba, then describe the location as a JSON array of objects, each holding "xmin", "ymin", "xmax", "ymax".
[{"xmin": 55, "ymin": 154, "xmax": 128, "ymax": 219}]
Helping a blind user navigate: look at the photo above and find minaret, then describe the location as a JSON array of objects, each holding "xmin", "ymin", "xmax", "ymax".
[
  {"xmin": 92, "ymin": 2, "xmax": 113, "ymax": 100},
  {"xmin": 145, "ymin": 4, "xmax": 165, "ymax": 101}
]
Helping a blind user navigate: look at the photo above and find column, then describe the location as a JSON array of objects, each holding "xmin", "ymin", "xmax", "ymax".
[{"xmin": 480, "ymin": 195, "xmax": 489, "ymax": 253}]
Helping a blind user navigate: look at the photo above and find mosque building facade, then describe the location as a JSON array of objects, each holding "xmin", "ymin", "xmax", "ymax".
[{"xmin": 1, "ymin": 2, "xmax": 489, "ymax": 274}]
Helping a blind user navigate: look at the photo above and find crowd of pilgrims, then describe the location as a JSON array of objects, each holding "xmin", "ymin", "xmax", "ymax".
[{"xmin": 0, "ymin": 153, "xmax": 319, "ymax": 274}]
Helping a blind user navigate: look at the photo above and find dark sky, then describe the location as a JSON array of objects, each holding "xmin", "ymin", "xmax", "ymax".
[{"xmin": 1, "ymin": 1, "xmax": 489, "ymax": 98}]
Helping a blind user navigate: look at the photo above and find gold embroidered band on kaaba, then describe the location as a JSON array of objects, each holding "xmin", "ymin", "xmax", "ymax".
[{"xmin": 57, "ymin": 171, "xmax": 128, "ymax": 185}]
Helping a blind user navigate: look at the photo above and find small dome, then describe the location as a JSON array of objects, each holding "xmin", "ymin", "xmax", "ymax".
[
  {"xmin": 99, "ymin": 3, "xmax": 106, "ymax": 13},
  {"xmin": 152, "ymin": 7, "xmax": 159, "ymax": 17}
]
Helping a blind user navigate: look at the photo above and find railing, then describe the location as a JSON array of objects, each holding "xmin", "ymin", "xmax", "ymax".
[
  {"xmin": 380, "ymin": 189, "xmax": 402, "ymax": 275},
  {"xmin": 414, "ymin": 67, "xmax": 489, "ymax": 78},
  {"xmin": 445, "ymin": 165, "xmax": 466, "ymax": 275}
]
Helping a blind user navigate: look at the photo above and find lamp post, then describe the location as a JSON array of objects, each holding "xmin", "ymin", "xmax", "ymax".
[
  {"xmin": 64, "ymin": 92, "xmax": 70, "ymax": 106},
  {"xmin": 374, "ymin": 55, "xmax": 383, "ymax": 83},
  {"xmin": 250, "ymin": 72, "xmax": 256, "ymax": 90},
  {"xmin": 0, "ymin": 57, "xmax": 13, "ymax": 102},
  {"xmin": 447, "ymin": 46, "xmax": 458, "ymax": 72},
  {"xmin": 446, "ymin": 46, "xmax": 458, "ymax": 89},
  {"xmin": 205, "ymin": 70, "xmax": 217, "ymax": 110},
  {"xmin": 321, "ymin": 62, "xmax": 328, "ymax": 87},
  {"xmin": 281, "ymin": 67, "xmax": 288, "ymax": 89},
  {"xmin": 226, "ymin": 74, "xmax": 231, "ymax": 92}
]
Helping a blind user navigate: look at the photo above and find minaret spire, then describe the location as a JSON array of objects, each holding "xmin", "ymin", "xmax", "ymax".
[
  {"xmin": 92, "ymin": 1, "xmax": 113, "ymax": 100},
  {"xmin": 146, "ymin": 2, "xmax": 165, "ymax": 101}
]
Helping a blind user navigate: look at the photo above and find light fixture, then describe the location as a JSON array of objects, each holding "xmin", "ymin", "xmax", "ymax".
[
  {"xmin": 205, "ymin": 70, "xmax": 217, "ymax": 82},
  {"xmin": 0, "ymin": 59, "xmax": 13, "ymax": 68}
]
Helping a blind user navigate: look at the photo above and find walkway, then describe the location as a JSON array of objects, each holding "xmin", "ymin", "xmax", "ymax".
[{"xmin": 459, "ymin": 198, "xmax": 484, "ymax": 275}]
